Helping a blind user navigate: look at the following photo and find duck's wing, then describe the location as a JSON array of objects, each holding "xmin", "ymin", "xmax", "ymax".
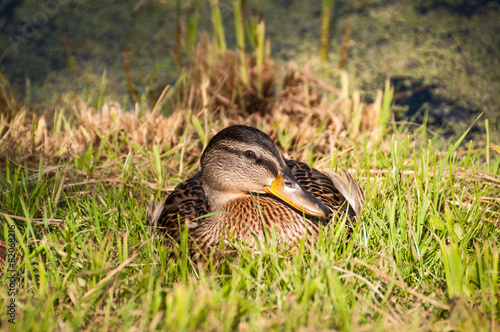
[
  {"xmin": 285, "ymin": 159, "xmax": 363, "ymax": 222},
  {"xmin": 322, "ymin": 168, "xmax": 364, "ymax": 219},
  {"xmin": 148, "ymin": 171, "xmax": 210, "ymax": 241}
]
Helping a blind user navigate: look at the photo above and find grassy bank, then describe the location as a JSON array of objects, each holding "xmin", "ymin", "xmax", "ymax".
[
  {"xmin": 0, "ymin": 1, "xmax": 499, "ymax": 329},
  {"xmin": 0, "ymin": 81, "xmax": 499, "ymax": 330}
]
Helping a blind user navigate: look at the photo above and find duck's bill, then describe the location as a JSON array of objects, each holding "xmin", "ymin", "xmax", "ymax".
[{"xmin": 264, "ymin": 168, "xmax": 329, "ymax": 218}]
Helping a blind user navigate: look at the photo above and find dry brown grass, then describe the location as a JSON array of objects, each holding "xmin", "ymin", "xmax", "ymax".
[{"xmin": 0, "ymin": 42, "xmax": 385, "ymax": 171}]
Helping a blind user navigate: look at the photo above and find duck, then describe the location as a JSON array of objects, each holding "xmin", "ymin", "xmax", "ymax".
[{"xmin": 148, "ymin": 125, "xmax": 364, "ymax": 255}]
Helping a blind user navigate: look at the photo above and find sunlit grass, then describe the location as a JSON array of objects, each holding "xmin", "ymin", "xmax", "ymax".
[
  {"xmin": 0, "ymin": 3, "xmax": 498, "ymax": 329},
  {"xmin": 0, "ymin": 95, "xmax": 498, "ymax": 330}
]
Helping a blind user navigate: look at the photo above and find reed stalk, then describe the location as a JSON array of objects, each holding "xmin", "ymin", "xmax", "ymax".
[
  {"xmin": 209, "ymin": 0, "xmax": 227, "ymax": 51},
  {"xmin": 320, "ymin": 0, "xmax": 334, "ymax": 63},
  {"xmin": 233, "ymin": 0, "xmax": 248, "ymax": 85}
]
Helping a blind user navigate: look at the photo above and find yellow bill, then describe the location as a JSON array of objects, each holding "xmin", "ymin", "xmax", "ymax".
[{"xmin": 265, "ymin": 169, "xmax": 329, "ymax": 218}]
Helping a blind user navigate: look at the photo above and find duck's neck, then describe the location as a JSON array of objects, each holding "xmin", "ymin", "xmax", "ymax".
[{"xmin": 202, "ymin": 183, "xmax": 247, "ymax": 211}]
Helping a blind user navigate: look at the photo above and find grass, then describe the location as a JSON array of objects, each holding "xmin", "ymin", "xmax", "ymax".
[
  {"xmin": 0, "ymin": 92, "xmax": 498, "ymax": 330},
  {"xmin": 0, "ymin": 4, "xmax": 499, "ymax": 330}
]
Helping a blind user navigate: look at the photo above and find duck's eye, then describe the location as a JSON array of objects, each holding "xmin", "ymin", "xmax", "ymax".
[{"xmin": 244, "ymin": 150, "xmax": 256, "ymax": 159}]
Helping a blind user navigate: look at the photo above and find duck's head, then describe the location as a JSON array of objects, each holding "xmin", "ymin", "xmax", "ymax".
[{"xmin": 200, "ymin": 125, "xmax": 329, "ymax": 217}]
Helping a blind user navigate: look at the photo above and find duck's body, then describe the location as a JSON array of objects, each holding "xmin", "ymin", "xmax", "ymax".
[{"xmin": 149, "ymin": 125, "xmax": 363, "ymax": 254}]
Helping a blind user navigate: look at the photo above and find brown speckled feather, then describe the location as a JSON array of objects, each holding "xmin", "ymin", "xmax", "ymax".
[
  {"xmin": 150, "ymin": 171, "xmax": 209, "ymax": 243},
  {"xmin": 285, "ymin": 159, "xmax": 357, "ymax": 223},
  {"xmin": 152, "ymin": 160, "xmax": 358, "ymax": 252},
  {"xmin": 189, "ymin": 194, "xmax": 321, "ymax": 252}
]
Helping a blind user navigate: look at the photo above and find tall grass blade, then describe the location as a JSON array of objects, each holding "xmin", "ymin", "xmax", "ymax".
[
  {"xmin": 380, "ymin": 77, "xmax": 394, "ymax": 136},
  {"xmin": 234, "ymin": 0, "xmax": 248, "ymax": 85},
  {"xmin": 209, "ymin": 0, "xmax": 227, "ymax": 51},
  {"xmin": 186, "ymin": 0, "xmax": 199, "ymax": 52},
  {"xmin": 320, "ymin": 0, "xmax": 334, "ymax": 63}
]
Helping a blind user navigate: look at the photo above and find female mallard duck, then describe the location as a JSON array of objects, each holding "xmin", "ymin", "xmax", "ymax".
[{"xmin": 149, "ymin": 125, "xmax": 363, "ymax": 254}]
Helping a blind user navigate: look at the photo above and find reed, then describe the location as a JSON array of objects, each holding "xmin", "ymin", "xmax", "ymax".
[{"xmin": 320, "ymin": 0, "xmax": 334, "ymax": 63}]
